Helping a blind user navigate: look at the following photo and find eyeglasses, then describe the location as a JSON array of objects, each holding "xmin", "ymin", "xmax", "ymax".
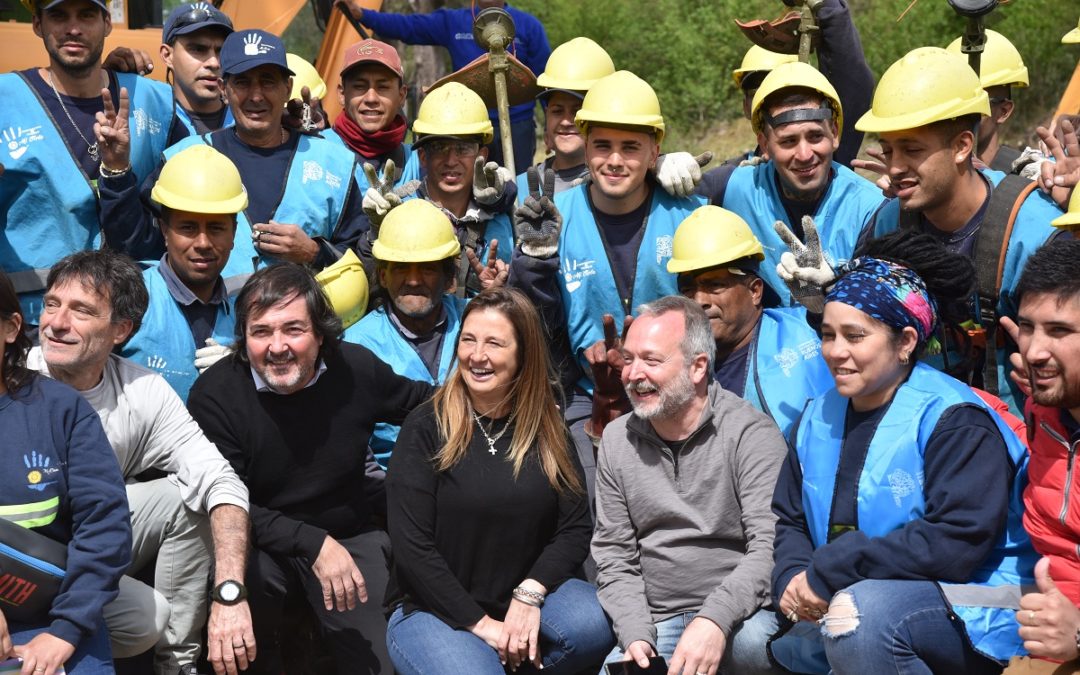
[{"xmin": 425, "ymin": 140, "xmax": 480, "ymax": 159}]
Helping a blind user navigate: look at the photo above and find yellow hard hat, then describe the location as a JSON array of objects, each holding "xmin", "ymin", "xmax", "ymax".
[
  {"xmin": 575, "ymin": 70, "xmax": 665, "ymax": 143},
  {"xmin": 1051, "ymin": 188, "xmax": 1080, "ymax": 229},
  {"xmin": 856, "ymin": 47, "xmax": 990, "ymax": 134},
  {"xmin": 413, "ymin": 82, "xmax": 494, "ymax": 145},
  {"xmin": 536, "ymin": 37, "xmax": 615, "ymax": 94},
  {"xmin": 286, "ymin": 53, "xmax": 327, "ymax": 101},
  {"xmin": 151, "ymin": 145, "xmax": 248, "ymax": 214},
  {"xmin": 1064, "ymin": 16, "xmax": 1080, "ymax": 44},
  {"xmin": 732, "ymin": 46, "xmax": 798, "ymax": 89},
  {"xmin": 372, "ymin": 199, "xmax": 462, "ymax": 263},
  {"xmin": 667, "ymin": 206, "xmax": 764, "ymax": 274},
  {"xmin": 946, "ymin": 30, "xmax": 1028, "ymax": 89},
  {"xmin": 750, "ymin": 61, "xmax": 843, "ymax": 138},
  {"xmin": 315, "ymin": 249, "xmax": 369, "ymax": 329}
]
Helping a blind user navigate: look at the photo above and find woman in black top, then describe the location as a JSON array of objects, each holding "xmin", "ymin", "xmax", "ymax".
[{"xmin": 386, "ymin": 287, "xmax": 614, "ymax": 674}]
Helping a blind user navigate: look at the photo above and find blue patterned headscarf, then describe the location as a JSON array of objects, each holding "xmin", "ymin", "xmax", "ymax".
[{"xmin": 825, "ymin": 258, "xmax": 938, "ymax": 344}]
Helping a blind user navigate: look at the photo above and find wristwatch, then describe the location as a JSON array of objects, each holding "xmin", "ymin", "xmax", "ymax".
[{"xmin": 210, "ymin": 580, "xmax": 248, "ymax": 606}]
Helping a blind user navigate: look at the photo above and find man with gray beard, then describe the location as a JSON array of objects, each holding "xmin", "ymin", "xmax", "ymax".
[{"xmin": 591, "ymin": 295, "xmax": 788, "ymax": 675}]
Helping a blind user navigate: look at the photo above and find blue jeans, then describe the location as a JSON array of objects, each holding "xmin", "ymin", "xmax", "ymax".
[
  {"xmin": 386, "ymin": 578, "xmax": 614, "ymax": 675},
  {"xmin": 8, "ymin": 620, "xmax": 114, "ymax": 674},
  {"xmin": 774, "ymin": 579, "xmax": 1003, "ymax": 675},
  {"xmin": 602, "ymin": 607, "xmax": 783, "ymax": 675}
]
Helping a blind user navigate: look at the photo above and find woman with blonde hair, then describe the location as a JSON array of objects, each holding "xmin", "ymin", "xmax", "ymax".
[{"xmin": 385, "ymin": 287, "xmax": 614, "ymax": 674}]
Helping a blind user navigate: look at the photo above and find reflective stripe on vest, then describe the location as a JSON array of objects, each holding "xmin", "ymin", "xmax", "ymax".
[
  {"xmin": 0, "ymin": 497, "xmax": 60, "ymax": 529},
  {"xmin": 555, "ymin": 184, "xmax": 705, "ymax": 393},
  {"xmin": 722, "ymin": 161, "xmax": 880, "ymax": 307}
]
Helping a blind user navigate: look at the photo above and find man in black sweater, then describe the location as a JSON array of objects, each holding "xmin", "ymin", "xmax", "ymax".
[{"xmin": 188, "ymin": 264, "xmax": 433, "ymax": 675}]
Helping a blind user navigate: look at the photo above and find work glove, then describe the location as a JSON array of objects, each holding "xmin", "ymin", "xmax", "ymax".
[
  {"xmin": 194, "ymin": 338, "xmax": 233, "ymax": 374},
  {"xmin": 472, "ymin": 157, "xmax": 513, "ymax": 206},
  {"xmin": 361, "ymin": 160, "xmax": 421, "ymax": 230},
  {"xmin": 515, "ymin": 166, "xmax": 562, "ymax": 259},
  {"xmin": 739, "ymin": 155, "xmax": 767, "ymax": 168},
  {"xmin": 653, "ymin": 151, "xmax": 714, "ymax": 198},
  {"xmin": 774, "ymin": 215, "xmax": 836, "ymax": 314},
  {"xmin": 583, "ymin": 314, "xmax": 634, "ymax": 450}
]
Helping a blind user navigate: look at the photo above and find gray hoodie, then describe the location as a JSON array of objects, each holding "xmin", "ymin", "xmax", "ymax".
[{"xmin": 592, "ymin": 381, "xmax": 787, "ymax": 648}]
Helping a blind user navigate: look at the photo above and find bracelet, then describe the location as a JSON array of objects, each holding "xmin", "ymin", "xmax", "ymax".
[
  {"xmin": 99, "ymin": 162, "xmax": 131, "ymax": 178},
  {"xmin": 513, "ymin": 586, "xmax": 545, "ymax": 607}
]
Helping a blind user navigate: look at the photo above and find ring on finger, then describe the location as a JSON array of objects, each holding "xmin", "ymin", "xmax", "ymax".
[
  {"xmin": 1029, "ymin": 610, "xmax": 1037, "ymax": 622},
  {"xmin": 787, "ymin": 609, "xmax": 799, "ymax": 622}
]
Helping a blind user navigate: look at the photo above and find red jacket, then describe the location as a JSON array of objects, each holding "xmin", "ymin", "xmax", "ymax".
[{"xmin": 1023, "ymin": 400, "xmax": 1080, "ymax": 605}]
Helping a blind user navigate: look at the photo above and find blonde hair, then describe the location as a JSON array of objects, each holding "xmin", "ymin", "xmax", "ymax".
[{"xmin": 433, "ymin": 288, "xmax": 583, "ymax": 494}]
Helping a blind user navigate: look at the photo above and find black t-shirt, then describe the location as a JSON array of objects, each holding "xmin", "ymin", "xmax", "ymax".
[
  {"xmin": 592, "ymin": 188, "xmax": 652, "ymax": 315},
  {"xmin": 714, "ymin": 339, "xmax": 752, "ymax": 398},
  {"xmin": 23, "ymin": 68, "xmax": 121, "ymax": 178},
  {"xmin": 212, "ymin": 127, "xmax": 297, "ymax": 227},
  {"xmin": 184, "ymin": 106, "xmax": 227, "ymax": 136}
]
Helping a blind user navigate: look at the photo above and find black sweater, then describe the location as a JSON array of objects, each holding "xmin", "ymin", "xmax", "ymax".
[
  {"xmin": 386, "ymin": 400, "xmax": 592, "ymax": 628},
  {"xmin": 188, "ymin": 343, "xmax": 434, "ymax": 563}
]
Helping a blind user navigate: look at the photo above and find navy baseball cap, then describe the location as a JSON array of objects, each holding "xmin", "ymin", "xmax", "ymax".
[
  {"xmin": 162, "ymin": 2, "xmax": 234, "ymax": 45},
  {"xmin": 35, "ymin": 0, "xmax": 108, "ymax": 10},
  {"xmin": 221, "ymin": 29, "xmax": 295, "ymax": 77}
]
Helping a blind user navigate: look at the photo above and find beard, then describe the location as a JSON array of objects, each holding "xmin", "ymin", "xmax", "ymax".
[
  {"xmin": 624, "ymin": 367, "xmax": 696, "ymax": 421},
  {"xmin": 46, "ymin": 39, "xmax": 105, "ymax": 79}
]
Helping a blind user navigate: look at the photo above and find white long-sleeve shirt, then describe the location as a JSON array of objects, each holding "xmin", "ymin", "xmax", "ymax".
[{"xmin": 29, "ymin": 349, "xmax": 249, "ymax": 515}]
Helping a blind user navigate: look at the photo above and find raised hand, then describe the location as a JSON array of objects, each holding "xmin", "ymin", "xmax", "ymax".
[
  {"xmin": 584, "ymin": 314, "xmax": 634, "ymax": 447},
  {"xmin": 284, "ymin": 85, "xmax": 327, "ymax": 132},
  {"xmin": 515, "ymin": 166, "xmax": 562, "ymax": 259},
  {"xmin": 473, "ymin": 156, "xmax": 512, "ymax": 206},
  {"xmin": 774, "ymin": 215, "xmax": 836, "ymax": 313},
  {"xmin": 850, "ymin": 146, "xmax": 897, "ymax": 198},
  {"xmin": 653, "ymin": 151, "xmax": 714, "ymax": 198},
  {"xmin": 103, "ymin": 46, "xmax": 154, "ymax": 75},
  {"xmin": 1037, "ymin": 117, "xmax": 1080, "ymax": 211},
  {"xmin": 465, "ymin": 239, "xmax": 509, "ymax": 290},
  {"xmin": 1018, "ymin": 557, "xmax": 1080, "ymax": 661},
  {"xmin": 94, "ymin": 86, "xmax": 130, "ymax": 172},
  {"xmin": 362, "ymin": 159, "xmax": 402, "ymax": 228}
]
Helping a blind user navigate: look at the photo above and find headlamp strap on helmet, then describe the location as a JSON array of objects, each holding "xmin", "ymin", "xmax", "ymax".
[{"xmin": 763, "ymin": 103, "xmax": 833, "ymax": 129}]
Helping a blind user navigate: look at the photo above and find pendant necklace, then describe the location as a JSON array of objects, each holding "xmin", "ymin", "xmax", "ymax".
[
  {"xmin": 472, "ymin": 411, "xmax": 510, "ymax": 455},
  {"xmin": 46, "ymin": 69, "xmax": 100, "ymax": 162}
]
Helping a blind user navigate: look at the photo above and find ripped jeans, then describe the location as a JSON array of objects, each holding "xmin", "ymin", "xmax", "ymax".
[{"xmin": 772, "ymin": 580, "xmax": 1003, "ymax": 675}]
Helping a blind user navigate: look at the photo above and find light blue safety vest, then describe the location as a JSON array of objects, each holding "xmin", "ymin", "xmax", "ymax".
[
  {"xmin": 555, "ymin": 184, "xmax": 705, "ymax": 393},
  {"xmin": 342, "ymin": 294, "xmax": 465, "ymax": 467},
  {"xmin": 781, "ymin": 362, "xmax": 1035, "ymax": 670},
  {"xmin": 321, "ymin": 128, "xmax": 421, "ymax": 192},
  {"xmin": 120, "ymin": 264, "xmax": 234, "ymax": 402},
  {"xmin": 0, "ymin": 71, "xmax": 172, "ymax": 319},
  {"xmin": 867, "ymin": 168, "xmax": 1060, "ymax": 413},
  {"xmin": 169, "ymin": 101, "xmax": 235, "ymax": 144},
  {"xmin": 163, "ymin": 130, "xmax": 358, "ymax": 294},
  {"xmin": 740, "ymin": 308, "xmax": 832, "ymax": 438},
  {"xmin": 723, "ymin": 161, "xmax": 882, "ymax": 306}
]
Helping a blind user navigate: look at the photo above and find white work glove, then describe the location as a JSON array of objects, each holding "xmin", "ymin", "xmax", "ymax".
[
  {"xmin": 653, "ymin": 151, "xmax": 713, "ymax": 198},
  {"xmin": 194, "ymin": 338, "xmax": 233, "ymax": 374},
  {"xmin": 739, "ymin": 155, "xmax": 767, "ymax": 168},
  {"xmin": 472, "ymin": 157, "xmax": 513, "ymax": 206},
  {"xmin": 361, "ymin": 159, "xmax": 421, "ymax": 230},
  {"xmin": 774, "ymin": 215, "xmax": 836, "ymax": 314}
]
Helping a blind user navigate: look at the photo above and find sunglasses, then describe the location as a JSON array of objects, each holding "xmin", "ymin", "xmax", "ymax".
[{"xmin": 425, "ymin": 140, "xmax": 481, "ymax": 159}]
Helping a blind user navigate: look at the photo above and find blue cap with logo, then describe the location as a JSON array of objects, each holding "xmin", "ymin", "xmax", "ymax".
[
  {"xmin": 221, "ymin": 29, "xmax": 295, "ymax": 77},
  {"xmin": 162, "ymin": 2, "xmax": 234, "ymax": 45},
  {"xmin": 34, "ymin": 0, "xmax": 109, "ymax": 11}
]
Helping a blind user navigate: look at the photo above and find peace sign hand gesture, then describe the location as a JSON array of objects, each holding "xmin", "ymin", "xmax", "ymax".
[
  {"xmin": 515, "ymin": 166, "xmax": 562, "ymax": 259},
  {"xmin": 465, "ymin": 239, "xmax": 509, "ymax": 290},
  {"xmin": 774, "ymin": 215, "xmax": 836, "ymax": 313},
  {"xmin": 361, "ymin": 159, "xmax": 420, "ymax": 230},
  {"xmin": 94, "ymin": 86, "xmax": 130, "ymax": 172}
]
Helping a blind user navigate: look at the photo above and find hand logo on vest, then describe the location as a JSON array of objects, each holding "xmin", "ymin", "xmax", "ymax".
[{"xmin": 23, "ymin": 451, "xmax": 59, "ymax": 492}]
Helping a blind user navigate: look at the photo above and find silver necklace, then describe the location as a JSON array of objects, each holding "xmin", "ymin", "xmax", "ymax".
[
  {"xmin": 46, "ymin": 69, "xmax": 99, "ymax": 163},
  {"xmin": 472, "ymin": 411, "xmax": 510, "ymax": 455}
]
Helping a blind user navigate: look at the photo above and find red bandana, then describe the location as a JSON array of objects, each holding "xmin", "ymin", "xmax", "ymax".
[{"xmin": 332, "ymin": 112, "xmax": 407, "ymax": 159}]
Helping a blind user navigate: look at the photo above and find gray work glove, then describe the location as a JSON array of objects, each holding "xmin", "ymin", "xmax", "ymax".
[
  {"xmin": 472, "ymin": 157, "xmax": 513, "ymax": 206},
  {"xmin": 194, "ymin": 338, "xmax": 233, "ymax": 374},
  {"xmin": 774, "ymin": 215, "xmax": 836, "ymax": 314},
  {"xmin": 361, "ymin": 159, "xmax": 421, "ymax": 229},
  {"xmin": 515, "ymin": 166, "xmax": 562, "ymax": 259},
  {"xmin": 653, "ymin": 151, "xmax": 714, "ymax": 198}
]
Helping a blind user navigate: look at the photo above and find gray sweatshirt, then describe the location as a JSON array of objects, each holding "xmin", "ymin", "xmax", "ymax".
[{"xmin": 592, "ymin": 381, "xmax": 786, "ymax": 648}]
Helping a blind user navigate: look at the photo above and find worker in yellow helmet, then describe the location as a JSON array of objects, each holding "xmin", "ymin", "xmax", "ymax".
[
  {"xmin": 520, "ymin": 36, "xmax": 711, "ymax": 201},
  {"xmin": 509, "ymin": 69, "xmax": 706, "ymax": 505},
  {"xmin": 946, "ymin": 29, "xmax": 1029, "ymax": 172}
]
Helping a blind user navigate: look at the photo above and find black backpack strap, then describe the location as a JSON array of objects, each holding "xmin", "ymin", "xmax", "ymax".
[{"xmin": 973, "ymin": 174, "xmax": 1038, "ymax": 395}]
